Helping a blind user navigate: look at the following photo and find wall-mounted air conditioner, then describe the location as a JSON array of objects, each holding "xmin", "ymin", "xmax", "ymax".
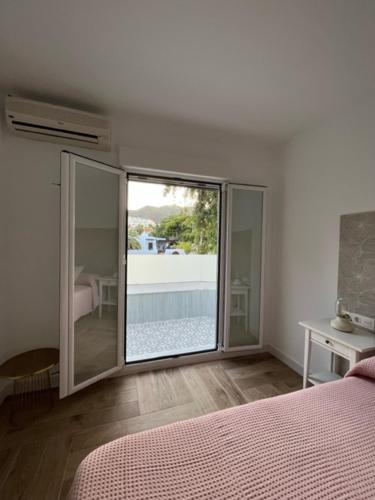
[{"xmin": 5, "ymin": 96, "xmax": 111, "ymax": 151}]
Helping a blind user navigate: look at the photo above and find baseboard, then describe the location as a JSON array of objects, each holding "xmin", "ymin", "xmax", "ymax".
[{"xmin": 266, "ymin": 344, "xmax": 303, "ymax": 376}]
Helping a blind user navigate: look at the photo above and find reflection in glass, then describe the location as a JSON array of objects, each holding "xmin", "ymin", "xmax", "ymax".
[
  {"xmin": 73, "ymin": 163, "xmax": 119, "ymax": 385},
  {"xmin": 228, "ymin": 188, "xmax": 263, "ymax": 347}
]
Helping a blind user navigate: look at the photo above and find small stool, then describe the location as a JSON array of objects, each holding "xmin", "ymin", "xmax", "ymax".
[{"xmin": 0, "ymin": 348, "xmax": 59, "ymax": 426}]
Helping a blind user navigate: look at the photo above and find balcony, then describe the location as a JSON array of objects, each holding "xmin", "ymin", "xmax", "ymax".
[
  {"xmin": 126, "ymin": 254, "xmax": 218, "ymax": 362},
  {"xmin": 127, "ymin": 281, "xmax": 217, "ymax": 362}
]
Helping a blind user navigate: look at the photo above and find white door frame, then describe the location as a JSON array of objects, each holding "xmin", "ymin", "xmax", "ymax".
[
  {"xmin": 59, "ymin": 152, "xmax": 126, "ymax": 398},
  {"xmin": 124, "ymin": 170, "xmax": 224, "ymax": 364},
  {"xmin": 223, "ymin": 184, "xmax": 267, "ymax": 352},
  {"xmin": 60, "ymin": 156, "xmax": 268, "ymax": 391}
]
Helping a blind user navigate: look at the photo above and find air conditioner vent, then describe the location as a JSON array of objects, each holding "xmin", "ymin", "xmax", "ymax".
[{"xmin": 5, "ymin": 96, "xmax": 111, "ymax": 151}]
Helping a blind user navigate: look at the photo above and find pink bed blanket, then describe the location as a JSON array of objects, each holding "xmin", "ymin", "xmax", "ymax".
[{"xmin": 70, "ymin": 357, "xmax": 375, "ymax": 499}]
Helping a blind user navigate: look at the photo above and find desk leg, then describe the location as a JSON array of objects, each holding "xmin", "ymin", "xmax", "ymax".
[
  {"xmin": 99, "ymin": 283, "xmax": 103, "ymax": 319},
  {"xmin": 303, "ymin": 329, "xmax": 311, "ymax": 389},
  {"xmin": 330, "ymin": 352, "xmax": 335, "ymax": 373},
  {"xmin": 349, "ymin": 350, "xmax": 359, "ymax": 370}
]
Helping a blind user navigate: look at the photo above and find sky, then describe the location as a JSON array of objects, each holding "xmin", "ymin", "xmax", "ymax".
[{"xmin": 128, "ymin": 181, "xmax": 196, "ymax": 210}]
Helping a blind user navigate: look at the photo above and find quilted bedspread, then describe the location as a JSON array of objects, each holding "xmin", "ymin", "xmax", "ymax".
[{"xmin": 70, "ymin": 357, "xmax": 375, "ymax": 499}]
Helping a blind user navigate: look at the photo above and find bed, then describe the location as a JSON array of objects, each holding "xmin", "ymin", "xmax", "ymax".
[
  {"xmin": 70, "ymin": 357, "xmax": 375, "ymax": 499},
  {"xmin": 74, "ymin": 273, "xmax": 99, "ymax": 322}
]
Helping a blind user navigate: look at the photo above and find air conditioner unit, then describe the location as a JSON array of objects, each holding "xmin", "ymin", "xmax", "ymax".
[{"xmin": 5, "ymin": 96, "xmax": 111, "ymax": 151}]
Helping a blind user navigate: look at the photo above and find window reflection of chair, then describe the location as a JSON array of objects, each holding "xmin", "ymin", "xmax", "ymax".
[{"xmin": 230, "ymin": 285, "xmax": 250, "ymax": 331}]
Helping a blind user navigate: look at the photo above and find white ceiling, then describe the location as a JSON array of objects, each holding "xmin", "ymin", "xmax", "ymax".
[{"xmin": 1, "ymin": 0, "xmax": 375, "ymax": 141}]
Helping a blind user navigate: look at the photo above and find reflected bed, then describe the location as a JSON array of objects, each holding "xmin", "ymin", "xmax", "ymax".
[{"xmin": 74, "ymin": 274, "xmax": 99, "ymax": 322}]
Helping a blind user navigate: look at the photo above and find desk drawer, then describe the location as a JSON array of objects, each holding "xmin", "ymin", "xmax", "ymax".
[{"xmin": 311, "ymin": 331, "xmax": 352, "ymax": 358}]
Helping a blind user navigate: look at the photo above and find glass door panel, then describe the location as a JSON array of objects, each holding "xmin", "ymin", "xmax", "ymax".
[
  {"xmin": 224, "ymin": 185, "xmax": 265, "ymax": 349},
  {"xmin": 60, "ymin": 153, "xmax": 125, "ymax": 397}
]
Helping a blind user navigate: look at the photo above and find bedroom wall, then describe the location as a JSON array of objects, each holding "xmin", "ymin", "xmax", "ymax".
[
  {"xmin": 272, "ymin": 98, "xmax": 375, "ymax": 374},
  {"xmin": 0, "ymin": 105, "xmax": 282, "ymax": 397}
]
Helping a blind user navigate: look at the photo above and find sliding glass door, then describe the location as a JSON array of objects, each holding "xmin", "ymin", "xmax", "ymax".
[
  {"xmin": 60, "ymin": 153, "xmax": 125, "ymax": 397},
  {"xmin": 125, "ymin": 175, "xmax": 221, "ymax": 363},
  {"xmin": 223, "ymin": 185, "xmax": 265, "ymax": 350}
]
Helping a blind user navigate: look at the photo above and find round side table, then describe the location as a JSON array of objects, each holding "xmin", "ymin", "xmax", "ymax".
[{"xmin": 0, "ymin": 348, "xmax": 59, "ymax": 425}]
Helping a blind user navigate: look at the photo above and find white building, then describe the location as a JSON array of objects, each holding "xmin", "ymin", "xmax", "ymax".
[{"xmin": 128, "ymin": 232, "xmax": 167, "ymax": 255}]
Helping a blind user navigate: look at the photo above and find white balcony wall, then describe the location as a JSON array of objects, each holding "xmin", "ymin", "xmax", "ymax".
[{"xmin": 127, "ymin": 254, "xmax": 217, "ymax": 284}]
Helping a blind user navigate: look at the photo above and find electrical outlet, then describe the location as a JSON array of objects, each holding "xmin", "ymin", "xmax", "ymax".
[{"xmin": 348, "ymin": 312, "xmax": 375, "ymax": 331}]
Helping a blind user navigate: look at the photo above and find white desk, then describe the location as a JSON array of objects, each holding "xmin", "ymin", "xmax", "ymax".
[
  {"xmin": 300, "ymin": 318, "xmax": 375, "ymax": 389},
  {"xmin": 97, "ymin": 277, "xmax": 118, "ymax": 318}
]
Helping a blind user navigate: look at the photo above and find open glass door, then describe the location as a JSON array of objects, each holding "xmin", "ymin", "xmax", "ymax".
[
  {"xmin": 223, "ymin": 184, "xmax": 266, "ymax": 351},
  {"xmin": 60, "ymin": 152, "xmax": 126, "ymax": 397}
]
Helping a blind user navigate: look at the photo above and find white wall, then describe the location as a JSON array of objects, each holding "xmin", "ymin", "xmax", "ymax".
[
  {"xmin": 0, "ymin": 106, "xmax": 281, "ymax": 386},
  {"xmin": 128, "ymin": 255, "xmax": 217, "ymax": 284},
  {"xmin": 272, "ymin": 98, "xmax": 375, "ymax": 373},
  {"xmin": 0, "ymin": 136, "xmax": 116, "ymax": 403}
]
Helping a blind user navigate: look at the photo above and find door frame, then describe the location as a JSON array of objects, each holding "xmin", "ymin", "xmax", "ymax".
[
  {"xmin": 59, "ymin": 152, "xmax": 126, "ymax": 398},
  {"xmin": 222, "ymin": 184, "xmax": 267, "ymax": 352},
  {"xmin": 60, "ymin": 155, "xmax": 268, "ymax": 391},
  {"xmin": 124, "ymin": 171, "xmax": 223, "ymax": 364}
]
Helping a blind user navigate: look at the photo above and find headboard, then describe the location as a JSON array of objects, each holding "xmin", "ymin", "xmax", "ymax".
[{"xmin": 338, "ymin": 210, "xmax": 375, "ymax": 321}]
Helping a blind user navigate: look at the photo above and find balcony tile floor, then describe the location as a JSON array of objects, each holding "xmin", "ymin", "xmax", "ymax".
[{"xmin": 126, "ymin": 316, "xmax": 217, "ymax": 362}]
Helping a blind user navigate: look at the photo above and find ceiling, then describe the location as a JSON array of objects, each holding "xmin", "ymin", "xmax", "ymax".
[{"xmin": 1, "ymin": 0, "xmax": 375, "ymax": 141}]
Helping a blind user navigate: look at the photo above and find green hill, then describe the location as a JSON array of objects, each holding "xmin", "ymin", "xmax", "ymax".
[{"xmin": 128, "ymin": 205, "xmax": 192, "ymax": 224}]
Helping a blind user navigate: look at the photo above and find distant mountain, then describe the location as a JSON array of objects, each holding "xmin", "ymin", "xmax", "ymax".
[{"xmin": 128, "ymin": 205, "xmax": 191, "ymax": 224}]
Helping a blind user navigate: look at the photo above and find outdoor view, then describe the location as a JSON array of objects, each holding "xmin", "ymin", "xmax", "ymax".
[{"xmin": 126, "ymin": 178, "xmax": 220, "ymax": 362}]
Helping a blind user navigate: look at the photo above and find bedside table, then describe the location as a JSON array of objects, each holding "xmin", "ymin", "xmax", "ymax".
[{"xmin": 299, "ymin": 318, "xmax": 375, "ymax": 389}]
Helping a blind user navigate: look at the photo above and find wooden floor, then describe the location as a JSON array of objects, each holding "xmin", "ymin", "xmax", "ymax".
[{"xmin": 0, "ymin": 353, "xmax": 301, "ymax": 500}]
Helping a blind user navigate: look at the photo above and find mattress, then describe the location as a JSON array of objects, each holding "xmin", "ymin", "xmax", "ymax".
[{"xmin": 70, "ymin": 357, "xmax": 375, "ymax": 499}]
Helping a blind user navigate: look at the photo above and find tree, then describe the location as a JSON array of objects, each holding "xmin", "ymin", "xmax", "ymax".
[
  {"xmin": 128, "ymin": 227, "xmax": 141, "ymax": 250},
  {"xmin": 190, "ymin": 189, "xmax": 218, "ymax": 254},
  {"xmin": 158, "ymin": 186, "xmax": 218, "ymax": 254},
  {"xmin": 153, "ymin": 213, "xmax": 194, "ymax": 243},
  {"xmin": 134, "ymin": 224, "xmax": 145, "ymax": 235}
]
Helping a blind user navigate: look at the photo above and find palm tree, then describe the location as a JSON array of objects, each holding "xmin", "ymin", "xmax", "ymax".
[{"xmin": 128, "ymin": 228, "xmax": 141, "ymax": 250}]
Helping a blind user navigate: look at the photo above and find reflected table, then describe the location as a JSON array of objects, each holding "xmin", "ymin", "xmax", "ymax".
[
  {"xmin": 231, "ymin": 285, "xmax": 250, "ymax": 331},
  {"xmin": 97, "ymin": 276, "xmax": 118, "ymax": 318}
]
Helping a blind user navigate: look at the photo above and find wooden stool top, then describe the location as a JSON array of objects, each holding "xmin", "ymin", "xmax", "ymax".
[{"xmin": 0, "ymin": 348, "xmax": 59, "ymax": 380}]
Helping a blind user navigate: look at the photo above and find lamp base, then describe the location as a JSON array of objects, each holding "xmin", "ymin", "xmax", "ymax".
[{"xmin": 330, "ymin": 317, "xmax": 353, "ymax": 333}]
